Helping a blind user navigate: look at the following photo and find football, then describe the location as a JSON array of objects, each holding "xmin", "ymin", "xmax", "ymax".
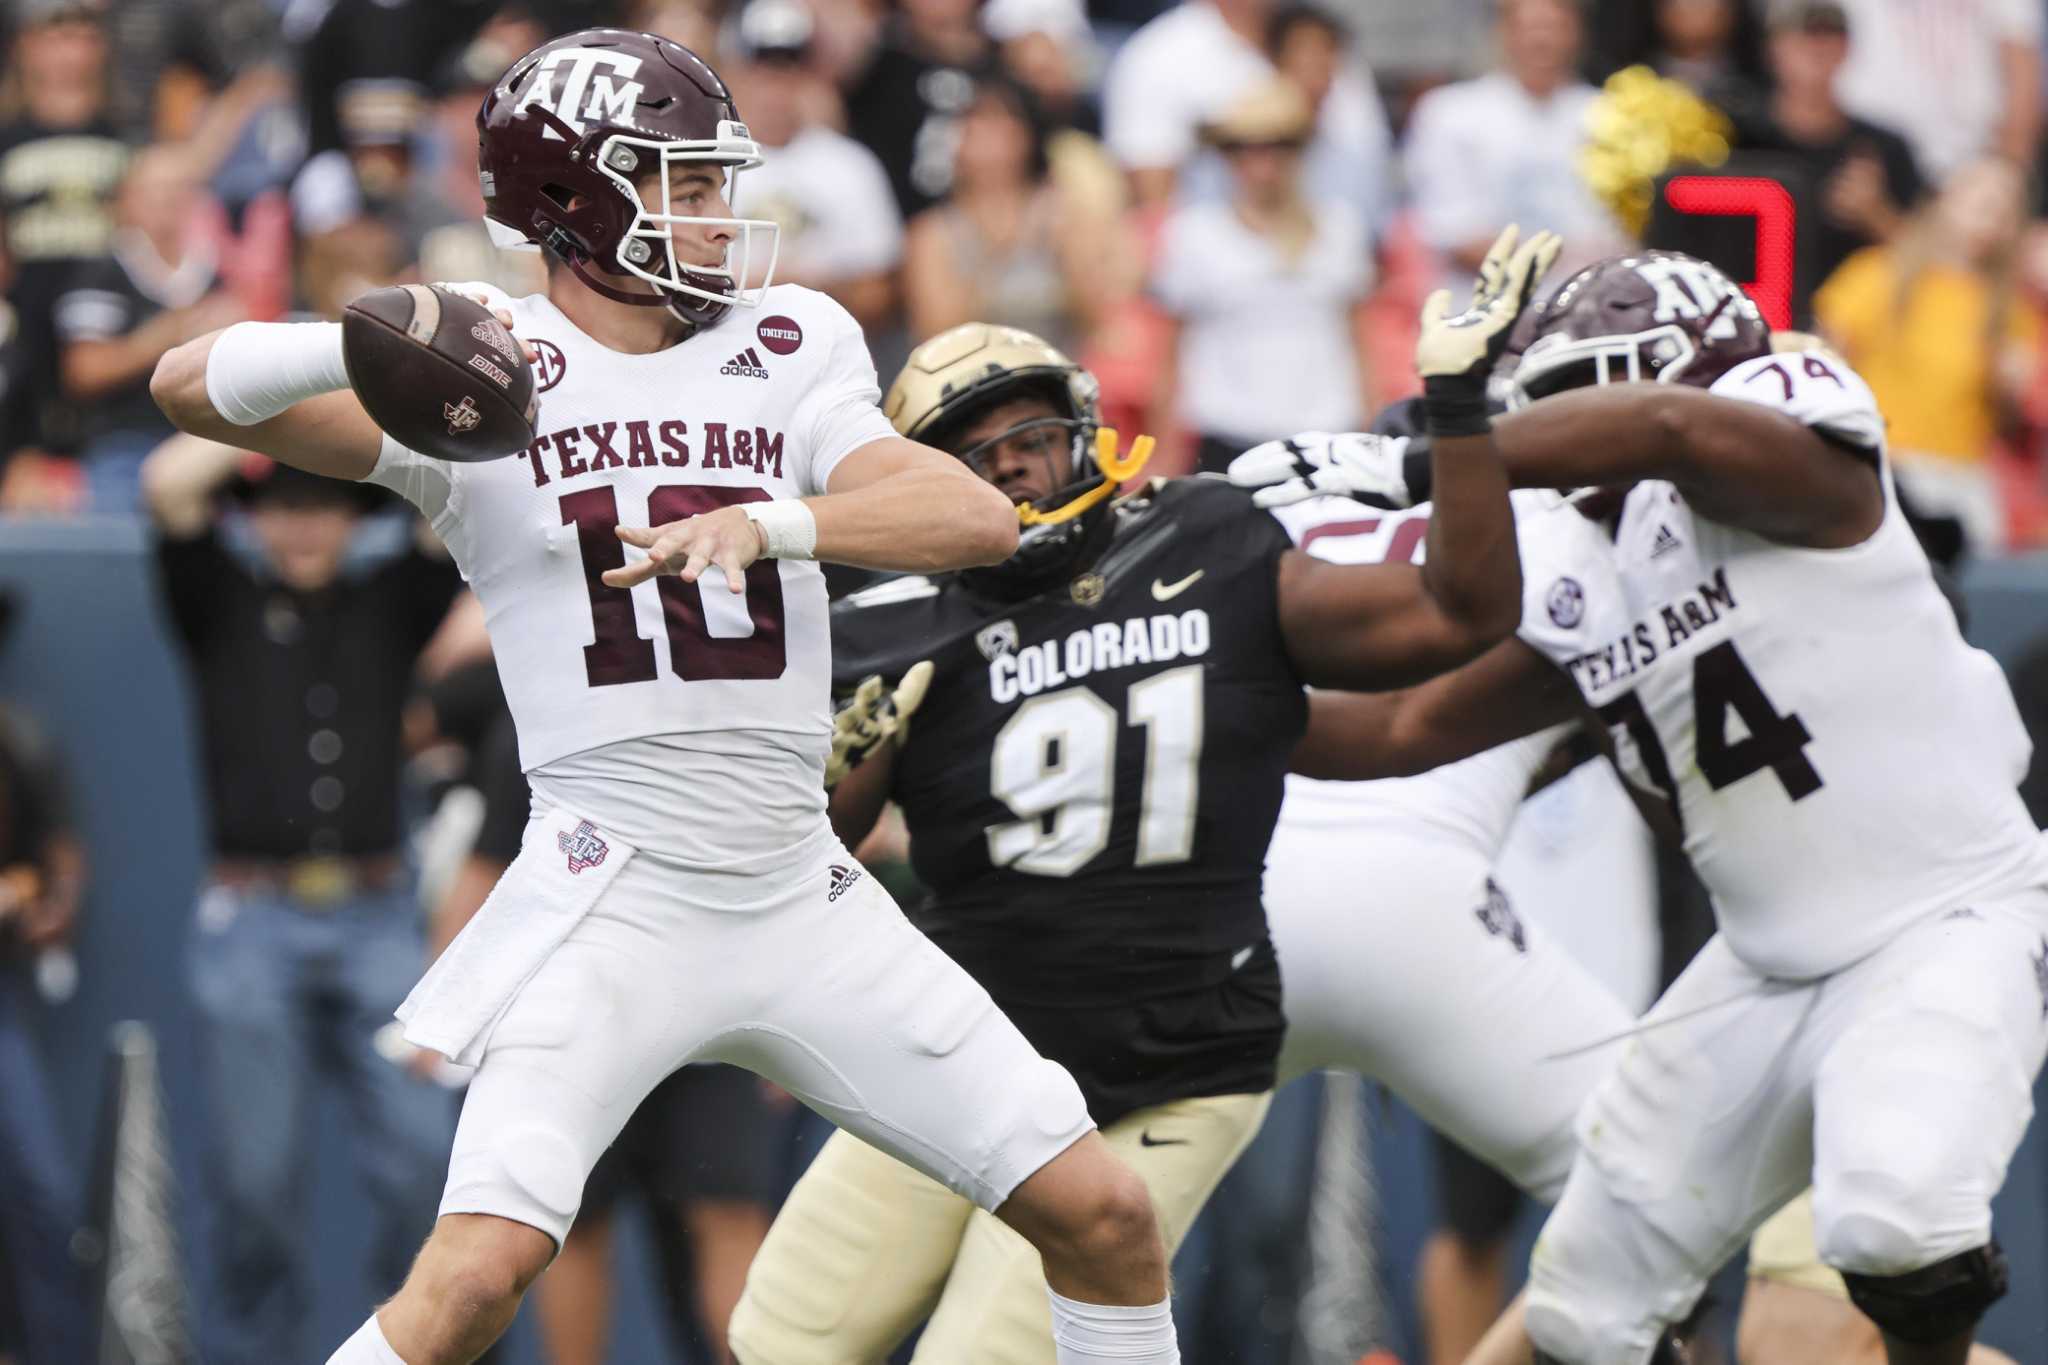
[{"xmin": 341, "ymin": 284, "xmax": 537, "ymax": 462}]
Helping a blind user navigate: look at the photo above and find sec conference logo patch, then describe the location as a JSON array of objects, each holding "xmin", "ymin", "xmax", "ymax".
[
  {"xmin": 1546, "ymin": 576, "xmax": 1585, "ymax": 629},
  {"xmin": 558, "ymin": 819, "xmax": 610, "ymax": 874}
]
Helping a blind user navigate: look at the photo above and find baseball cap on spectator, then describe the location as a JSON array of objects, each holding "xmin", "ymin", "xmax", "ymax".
[
  {"xmin": 12, "ymin": 0, "xmax": 106, "ymax": 26},
  {"xmin": 1199, "ymin": 79, "xmax": 1314, "ymax": 150},
  {"xmin": 729, "ymin": 0, "xmax": 815, "ymax": 62},
  {"xmin": 982, "ymin": 0, "xmax": 1090, "ymax": 46},
  {"xmin": 1766, "ymin": 0, "xmax": 1848, "ymax": 34}
]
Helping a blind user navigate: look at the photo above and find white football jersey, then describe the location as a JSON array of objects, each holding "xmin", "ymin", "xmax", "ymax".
[
  {"xmin": 370, "ymin": 284, "xmax": 897, "ymax": 884},
  {"xmin": 1518, "ymin": 350, "xmax": 2048, "ymax": 978},
  {"xmin": 1269, "ymin": 493, "xmax": 1563, "ymax": 857}
]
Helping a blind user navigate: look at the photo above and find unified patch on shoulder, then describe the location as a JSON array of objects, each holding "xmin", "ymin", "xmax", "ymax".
[
  {"xmin": 1547, "ymin": 575, "xmax": 1586, "ymax": 629},
  {"xmin": 757, "ymin": 315, "xmax": 803, "ymax": 355}
]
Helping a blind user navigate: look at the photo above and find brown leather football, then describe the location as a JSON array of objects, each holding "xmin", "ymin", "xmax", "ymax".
[{"xmin": 342, "ymin": 285, "xmax": 537, "ymax": 462}]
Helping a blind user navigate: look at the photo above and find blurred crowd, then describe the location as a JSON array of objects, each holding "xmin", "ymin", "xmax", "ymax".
[
  {"xmin": 0, "ymin": 0, "xmax": 2046, "ymax": 1362},
  {"xmin": 0, "ymin": 0, "xmax": 2033, "ymax": 543}
]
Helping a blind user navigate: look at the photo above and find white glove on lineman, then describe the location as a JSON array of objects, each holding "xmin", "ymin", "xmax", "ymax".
[
  {"xmin": 824, "ymin": 661, "xmax": 934, "ymax": 787},
  {"xmin": 1227, "ymin": 431, "xmax": 1416, "ymax": 510}
]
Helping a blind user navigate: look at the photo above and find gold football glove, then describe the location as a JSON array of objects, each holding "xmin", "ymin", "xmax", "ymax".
[
  {"xmin": 825, "ymin": 661, "xmax": 934, "ymax": 787},
  {"xmin": 1415, "ymin": 224, "xmax": 1563, "ymax": 382}
]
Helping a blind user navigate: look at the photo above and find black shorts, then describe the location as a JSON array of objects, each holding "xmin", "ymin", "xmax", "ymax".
[
  {"xmin": 581, "ymin": 1063, "xmax": 782, "ymax": 1218},
  {"xmin": 996, "ymin": 936, "xmax": 1285, "ymax": 1127}
]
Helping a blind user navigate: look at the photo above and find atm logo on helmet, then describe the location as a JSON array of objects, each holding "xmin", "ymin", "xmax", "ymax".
[
  {"xmin": 513, "ymin": 49, "xmax": 646, "ymax": 138},
  {"xmin": 1636, "ymin": 256, "xmax": 1748, "ymax": 342}
]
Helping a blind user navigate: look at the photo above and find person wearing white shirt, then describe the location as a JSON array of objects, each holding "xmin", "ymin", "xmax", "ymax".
[
  {"xmin": 728, "ymin": 0, "xmax": 904, "ymax": 330},
  {"xmin": 1148, "ymin": 80, "xmax": 1373, "ymax": 471},
  {"xmin": 1103, "ymin": 0, "xmax": 1390, "ymax": 218},
  {"xmin": 1402, "ymin": 0, "xmax": 1625, "ymax": 290},
  {"xmin": 1832, "ymin": 0, "xmax": 2043, "ymax": 180}
]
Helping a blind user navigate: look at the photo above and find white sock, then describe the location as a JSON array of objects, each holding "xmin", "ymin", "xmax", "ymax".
[
  {"xmin": 327, "ymin": 1313, "xmax": 407, "ymax": 1365},
  {"xmin": 1047, "ymin": 1289, "xmax": 1180, "ymax": 1364}
]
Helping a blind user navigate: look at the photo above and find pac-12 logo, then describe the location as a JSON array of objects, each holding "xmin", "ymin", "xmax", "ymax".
[
  {"xmin": 558, "ymin": 819, "xmax": 610, "ymax": 874},
  {"xmin": 512, "ymin": 48, "xmax": 645, "ymax": 139}
]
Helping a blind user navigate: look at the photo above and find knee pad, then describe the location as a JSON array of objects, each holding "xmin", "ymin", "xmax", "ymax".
[{"xmin": 1841, "ymin": 1243, "xmax": 2008, "ymax": 1345}]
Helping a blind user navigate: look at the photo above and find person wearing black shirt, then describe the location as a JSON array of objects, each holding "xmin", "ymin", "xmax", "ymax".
[
  {"xmin": 1724, "ymin": 1, "xmax": 1924, "ymax": 321},
  {"xmin": 56, "ymin": 145, "xmax": 239, "ymax": 514},
  {"xmin": 142, "ymin": 435, "xmax": 462, "ymax": 1365},
  {"xmin": 0, "ymin": 2, "xmax": 129, "ymax": 458},
  {"xmin": 0, "ymin": 600, "xmax": 89, "ymax": 1365},
  {"xmin": 843, "ymin": 0, "xmax": 997, "ymax": 217}
]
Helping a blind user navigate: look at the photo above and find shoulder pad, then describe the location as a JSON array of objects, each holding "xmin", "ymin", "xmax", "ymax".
[{"xmin": 1709, "ymin": 350, "xmax": 1885, "ymax": 452}]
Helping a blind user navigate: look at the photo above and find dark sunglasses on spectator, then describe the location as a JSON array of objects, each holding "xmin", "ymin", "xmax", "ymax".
[{"xmin": 1217, "ymin": 137, "xmax": 1308, "ymax": 155}]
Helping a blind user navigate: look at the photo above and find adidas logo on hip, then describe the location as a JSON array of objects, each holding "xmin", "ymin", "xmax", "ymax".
[
  {"xmin": 721, "ymin": 346, "xmax": 770, "ymax": 379},
  {"xmin": 1651, "ymin": 523, "xmax": 1684, "ymax": 559},
  {"xmin": 827, "ymin": 863, "xmax": 863, "ymax": 902}
]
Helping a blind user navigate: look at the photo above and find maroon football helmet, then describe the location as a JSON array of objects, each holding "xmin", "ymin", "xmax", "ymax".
[
  {"xmin": 1508, "ymin": 250, "xmax": 1770, "ymax": 406},
  {"xmin": 477, "ymin": 28, "xmax": 780, "ymax": 331}
]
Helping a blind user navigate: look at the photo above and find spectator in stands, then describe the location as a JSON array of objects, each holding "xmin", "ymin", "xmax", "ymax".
[
  {"xmin": 1402, "ymin": 0, "xmax": 1624, "ymax": 290},
  {"xmin": 843, "ymin": 0, "xmax": 994, "ymax": 217},
  {"xmin": 0, "ymin": 592, "xmax": 88, "ymax": 1365},
  {"xmin": 1148, "ymin": 79, "xmax": 1371, "ymax": 472},
  {"xmin": 425, "ymin": 705, "xmax": 780, "ymax": 1365},
  {"xmin": 904, "ymin": 75, "xmax": 1132, "ymax": 352},
  {"xmin": 141, "ymin": 437, "xmax": 462, "ymax": 1365},
  {"xmin": 1816, "ymin": 155, "xmax": 2037, "ymax": 551},
  {"xmin": 1268, "ymin": 4, "xmax": 1391, "ymax": 238},
  {"xmin": 407, "ymin": 41, "xmax": 549, "ymax": 294},
  {"xmin": 0, "ymin": 218, "xmax": 69, "ymax": 517},
  {"xmin": 1832, "ymin": 0, "xmax": 2041, "ymax": 180},
  {"xmin": 984, "ymin": 0, "xmax": 1098, "ymax": 135},
  {"xmin": 1582, "ymin": 0, "xmax": 1766, "ymax": 94},
  {"xmin": 1103, "ymin": 0, "xmax": 1276, "ymax": 210},
  {"xmin": 1724, "ymin": 0, "xmax": 1923, "ymax": 313},
  {"xmin": 1104, "ymin": 0, "xmax": 1389, "ymax": 217},
  {"xmin": 729, "ymin": 0, "xmax": 903, "ymax": 332},
  {"xmin": 0, "ymin": 0, "xmax": 127, "ymax": 464},
  {"xmin": 56, "ymin": 146, "xmax": 240, "ymax": 515}
]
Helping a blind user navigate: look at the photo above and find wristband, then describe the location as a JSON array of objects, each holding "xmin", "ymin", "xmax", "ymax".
[
  {"xmin": 743, "ymin": 499, "xmax": 818, "ymax": 560},
  {"xmin": 204, "ymin": 321, "xmax": 350, "ymax": 426},
  {"xmin": 1421, "ymin": 375, "xmax": 1492, "ymax": 437}
]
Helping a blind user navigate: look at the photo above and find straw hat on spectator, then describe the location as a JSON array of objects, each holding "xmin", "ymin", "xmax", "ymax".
[{"xmin": 1199, "ymin": 79, "xmax": 1315, "ymax": 150}]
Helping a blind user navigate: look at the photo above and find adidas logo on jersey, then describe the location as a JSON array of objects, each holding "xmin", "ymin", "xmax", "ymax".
[
  {"xmin": 1651, "ymin": 523, "xmax": 1684, "ymax": 559},
  {"xmin": 827, "ymin": 863, "xmax": 862, "ymax": 902},
  {"xmin": 721, "ymin": 347, "xmax": 770, "ymax": 380}
]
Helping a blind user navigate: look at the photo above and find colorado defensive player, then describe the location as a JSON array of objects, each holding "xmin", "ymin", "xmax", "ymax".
[
  {"xmin": 152, "ymin": 29, "xmax": 1195, "ymax": 1365},
  {"xmin": 731, "ymin": 225, "xmax": 1556, "ymax": 1363},
  {"xmin": 1237, "ymin": 251, "xmax": 2048, "ymax": 1365}
]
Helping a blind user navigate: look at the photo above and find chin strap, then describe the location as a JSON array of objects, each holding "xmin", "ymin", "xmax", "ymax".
[
  {"xmin": 1016, "ymin": 428, "xmax": 1155, "ymax": 528},
  {"xmin": 566, "ymin": 252, "xmax": 668, "ymax": 307}
]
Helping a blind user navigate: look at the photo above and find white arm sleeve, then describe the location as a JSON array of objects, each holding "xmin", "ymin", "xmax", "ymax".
[
  {"xmin": 363, "ymin": 433, "xmax": 458, "ymax": 527},
  {"xmin": 203, "ymin": 320, "xmax": 352, "ymax": 426}
]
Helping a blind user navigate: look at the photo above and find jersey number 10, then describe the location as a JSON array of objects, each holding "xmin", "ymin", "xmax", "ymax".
[{"xmin": 560, "ymin": 486, "xmax": 789, "ymax": 684}]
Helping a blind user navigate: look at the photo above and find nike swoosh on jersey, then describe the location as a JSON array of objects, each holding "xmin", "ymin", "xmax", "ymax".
[
  {"xmin": 1152, "ymin": 570, "xmax": 1205, "ymax": 601},
  {"xmin": 1138, "ymin": 1131, "xmax": 1190, "ymax": 1147}
]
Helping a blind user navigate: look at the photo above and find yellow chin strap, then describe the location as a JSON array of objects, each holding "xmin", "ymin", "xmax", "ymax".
[{"xmin": 1014, "ymin": 428, "xmax": 1156, "ymax": 527}]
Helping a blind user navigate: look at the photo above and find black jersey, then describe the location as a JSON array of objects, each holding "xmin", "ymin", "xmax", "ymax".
[{"xmin": 831, "ymin": 478, "xmax": 1306, "ymax": 1122}]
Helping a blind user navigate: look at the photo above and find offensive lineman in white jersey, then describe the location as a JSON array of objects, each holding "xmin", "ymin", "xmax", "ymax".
[
  {"xmin": 1235, "ymin": 250, "xmax": 2048, "ymax": 1365},
  {"xmin": 150, "ymin": 29, "xmax": 1194, "ymax": 1365}
]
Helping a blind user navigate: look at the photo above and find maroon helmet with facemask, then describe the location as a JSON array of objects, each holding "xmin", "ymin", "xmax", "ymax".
[
  {"xmin": 477, "ymin": 28, "xmax": 780, "ymax": 332},
  {"xmin": 1507, "ymin": 250, "xmax": 1770, "ymax": 406}
]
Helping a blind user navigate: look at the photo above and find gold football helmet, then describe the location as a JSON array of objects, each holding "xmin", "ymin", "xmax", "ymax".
[{"xmin": 886, "ymin": 322, "xmax": 1152, "ymax": 595}]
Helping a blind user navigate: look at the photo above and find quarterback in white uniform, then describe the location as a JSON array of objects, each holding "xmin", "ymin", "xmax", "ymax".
[
  {"xmin": 150, "ymin": 29, "xmax": 1191, "ymax": 1365},
  {"xmin": 1238, "ymin": 251, "xmax": 2048, "ymax": 1365}
]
